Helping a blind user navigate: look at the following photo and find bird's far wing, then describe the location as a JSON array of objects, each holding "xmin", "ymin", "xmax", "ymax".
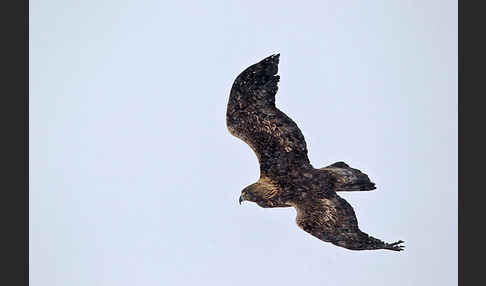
[
  {"xmin": 226, "ymin": 54, "xmax": 312, "ymax": 178},
  {"xmin": 319, "ymin": 161, "xmax": 376, "ymax": 192},
  {"xmin": 295, "ymin": 192, "xmax": 404, "ymax": 251}
]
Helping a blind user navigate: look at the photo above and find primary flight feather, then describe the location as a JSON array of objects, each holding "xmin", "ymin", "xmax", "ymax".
[{"xmin": 226, "ymin": 54, "xmax": 404, "ymax": 251}]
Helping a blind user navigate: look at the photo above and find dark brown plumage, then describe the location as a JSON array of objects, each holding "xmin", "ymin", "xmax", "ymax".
[{"xmin": 227, "ymin": 54, "xmax": 404, "ymax": 251}]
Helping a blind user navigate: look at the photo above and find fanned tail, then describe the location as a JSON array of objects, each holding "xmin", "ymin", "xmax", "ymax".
[{"xmin": 319, "ymin": 161, "xmax": 376, "ymax": 192}]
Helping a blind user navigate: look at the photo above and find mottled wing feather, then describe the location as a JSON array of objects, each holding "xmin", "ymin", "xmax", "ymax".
[
  {"xmin": 226, "ymin": 54, "xmax": 312, "ymax": 178},
  {"xmin": 320, "ymin": 161, "xmax": 376, "ymax": 192},
  {"xmin": 295, "ymin": 193, "xmax": 404, "ymax": 251}
]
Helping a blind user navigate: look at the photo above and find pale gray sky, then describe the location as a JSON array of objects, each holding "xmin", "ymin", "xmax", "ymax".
[{"xmin": 30, "ymin": 1, "xmax": 457, "ymax": 285}]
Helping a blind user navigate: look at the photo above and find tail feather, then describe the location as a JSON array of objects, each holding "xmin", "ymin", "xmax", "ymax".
[{"xmin": 320, "ymin": 161, "xmax": 376, "ymax": 192}]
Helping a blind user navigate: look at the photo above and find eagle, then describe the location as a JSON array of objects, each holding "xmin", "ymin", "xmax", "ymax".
[{"xmin": 226, "ymin": 54, "xmax": 404, "ymax": 251}]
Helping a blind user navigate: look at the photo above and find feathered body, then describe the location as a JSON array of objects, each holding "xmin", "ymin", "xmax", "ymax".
[{"xmin": 227, "ymin": 54, "xmax": 404, "ymax": 251}]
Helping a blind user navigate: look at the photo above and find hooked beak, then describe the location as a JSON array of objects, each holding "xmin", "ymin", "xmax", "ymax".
[{"xmin": 239, "ymin": 195, "xmax": 244, "ymax": 205}]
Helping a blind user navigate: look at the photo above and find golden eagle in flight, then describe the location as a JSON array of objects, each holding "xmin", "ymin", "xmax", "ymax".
[{"xmin": 226, "ymin": 54, "xmax": 404, "ymax": 251}]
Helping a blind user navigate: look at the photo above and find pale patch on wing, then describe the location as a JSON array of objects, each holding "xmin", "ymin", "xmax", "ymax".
[{"xmin": 318, "ymin": 198, "xmax": 339, "ymax": 225}]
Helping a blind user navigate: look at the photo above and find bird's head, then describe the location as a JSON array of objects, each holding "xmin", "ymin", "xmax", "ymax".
[
  {"xmin": 238, "ymin": 180, "xmax": 289, "ymax": 208},
  {"xmin": 239, "ymin": 183, "xmax": 261, "ymax": 205}
]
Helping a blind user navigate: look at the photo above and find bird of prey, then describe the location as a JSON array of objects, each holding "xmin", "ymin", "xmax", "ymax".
[{"xmin": 226, "ymin": 54, "xmax": 404, "ymax": 251}]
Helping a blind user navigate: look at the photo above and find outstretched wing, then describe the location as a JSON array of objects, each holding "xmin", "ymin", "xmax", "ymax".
[
  {"xmin": 295, "ymin": 192, "xmax": 404, "ymax": 251},
  {"xmin": 320, "ymin": 161, "xmax": 376, "ymax": 192},
  {"xmin": 226, "ymin": 54, "xmax": 312, "ymax": 178}
]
